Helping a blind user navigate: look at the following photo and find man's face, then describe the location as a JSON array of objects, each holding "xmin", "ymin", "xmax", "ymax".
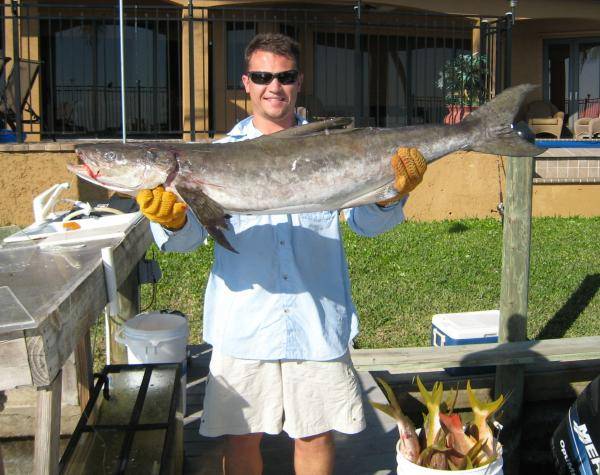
[{"xmin": 242, "ymin": 50, "xmax": 303, "ymax": 125}]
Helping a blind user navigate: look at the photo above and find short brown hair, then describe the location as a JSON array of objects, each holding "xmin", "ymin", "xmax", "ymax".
[{"xmin": 244, "ymin": 33, "xmax": 300, "ymax": 71}]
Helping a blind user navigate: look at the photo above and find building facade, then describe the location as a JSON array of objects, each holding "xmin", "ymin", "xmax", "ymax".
[{"xmin": 1, "ymin": 0, "xmax": 599, "ymax": 140}]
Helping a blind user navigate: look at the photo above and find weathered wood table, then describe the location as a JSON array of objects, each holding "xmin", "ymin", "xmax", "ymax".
[{"xmin": 0, "ymin": 216, "xmax": 152, "ymax": 475}]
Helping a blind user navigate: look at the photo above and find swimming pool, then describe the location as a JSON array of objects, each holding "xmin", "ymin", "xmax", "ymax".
[{"xmin": 536, "ymin": 139, "xmax": 600, "ymax": 148}]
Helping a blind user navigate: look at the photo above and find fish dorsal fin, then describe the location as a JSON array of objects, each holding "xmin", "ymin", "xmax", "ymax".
[{"xmin": 262, "ymin": 117, "xmax": 353, "ymax": 139}]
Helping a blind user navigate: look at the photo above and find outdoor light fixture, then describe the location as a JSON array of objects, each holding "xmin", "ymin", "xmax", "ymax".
[{"xmin": 507, "ymin": 0, "xmax": 517, "ymax": 24}]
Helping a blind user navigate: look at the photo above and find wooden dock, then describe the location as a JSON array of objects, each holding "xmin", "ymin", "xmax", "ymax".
[{"xmin": 183, "ymin": 344, "xmax": 399, "ymax": 475}]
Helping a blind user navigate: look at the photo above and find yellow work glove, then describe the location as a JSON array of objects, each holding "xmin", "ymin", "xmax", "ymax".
[
  {"xmin": 377, "ymin": 147, "xmax": 427, "ymax": 207},
  {"xmin": 136, "ymin": 186, "xmax": 187, "ymax": 230}
]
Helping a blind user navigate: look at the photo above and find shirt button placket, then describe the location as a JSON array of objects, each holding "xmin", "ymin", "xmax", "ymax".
[{"xmin": 278, "ymin": 219, "xmax": 295, "ymax": 355}]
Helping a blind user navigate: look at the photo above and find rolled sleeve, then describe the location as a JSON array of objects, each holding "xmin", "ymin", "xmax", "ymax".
[
  {"xmin": 149, "ymin": 210, "xmax": 208, "ymax": 252},
  {"xmin": 343, "ymin": 196, "xmax": 407, "ymax": 237}
]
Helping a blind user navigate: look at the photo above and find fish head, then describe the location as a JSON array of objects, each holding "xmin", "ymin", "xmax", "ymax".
[
  {"xmin": 70, "ymin": 143, "xmax": 178, "ymax": 195},
  {"xmin": 439, "ymin": 412, "xmax": 464, "ymax": 435}
]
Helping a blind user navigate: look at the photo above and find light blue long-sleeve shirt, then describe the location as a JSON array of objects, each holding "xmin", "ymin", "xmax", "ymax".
[{"xmin": 150, "ymin": 115, "xmax": 407, "ymax": 361}]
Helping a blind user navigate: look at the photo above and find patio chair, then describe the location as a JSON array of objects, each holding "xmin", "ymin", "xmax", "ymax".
[
  {"xmin": 574, "ymin": 116, "xmax": 600, "ymax": 139},
  {"xmin": 574, "ymin": 99, "xmax": 600, "ymax": 138},
  {"xmin": 0, "ymin": 58, "xmax": 41, "ymax": 130},
  {"xmin": 525, "ymin": 100, "xmax": 564, "ymax": 138}
]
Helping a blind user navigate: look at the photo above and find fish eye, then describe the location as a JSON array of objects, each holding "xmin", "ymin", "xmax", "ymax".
[{"xmin": 104, "ymin": 151, "xmax": 116, "ymax": 160}]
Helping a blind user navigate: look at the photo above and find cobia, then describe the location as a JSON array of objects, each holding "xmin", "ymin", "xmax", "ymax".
[{"xmin": 69, "ymin": 83, "xmax": 545, "ymax": 252}]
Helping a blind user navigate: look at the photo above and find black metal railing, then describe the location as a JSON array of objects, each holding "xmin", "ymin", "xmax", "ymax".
[
  {"xmin": 53, "ymin": 84, "xmax": 170, "ymax": 136},
  {"xmin": 0, "ymin": 1, "xmax": 510, "ymax": 142}
]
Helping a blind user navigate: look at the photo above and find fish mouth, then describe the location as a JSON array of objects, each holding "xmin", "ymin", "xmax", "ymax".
[
  {"xmin": 67, "ymin": 162, "xmax": 97, "ymax": 181},
  {"xmin": 67, "ymin": 162, "xmax": 137, "ymax": 195}
]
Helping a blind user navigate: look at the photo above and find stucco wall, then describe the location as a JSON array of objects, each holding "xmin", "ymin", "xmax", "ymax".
[
  {"xmin": 0, "ymin": 149, "xmax": 597, "ymax": 228},
  {"xmin": 512, "ymin": 18, "xmax": 600, "ymax": 117},
  {"xmin": 0, "ymin": 151, "xmax": 108, "ymax": 227},
  {"xmin": 404, "ymin": 151, "xmax": 600, "ymax": 220}
]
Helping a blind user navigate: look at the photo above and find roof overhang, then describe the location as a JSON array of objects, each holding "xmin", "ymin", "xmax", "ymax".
[{"xmin": 197, "ymin": 0, "xmax": 600, "ymax": 21}]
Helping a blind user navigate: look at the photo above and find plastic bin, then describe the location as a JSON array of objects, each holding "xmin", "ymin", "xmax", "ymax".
[
  {"xmin": 0, "ymin": 129, "xmax": 21, "ymax": 143},
  {"xmin": 59, "ymin": 363, "xmax": 183, "ymax": 475},
  {"xmin": 432, "ymin": 310, "xmax": 499, "ymax": 375}
]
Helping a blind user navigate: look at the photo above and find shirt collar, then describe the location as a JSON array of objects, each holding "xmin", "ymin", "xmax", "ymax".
[{"xmin": 226, "ymin": 114, "xmax": 308, "ymax": 139}]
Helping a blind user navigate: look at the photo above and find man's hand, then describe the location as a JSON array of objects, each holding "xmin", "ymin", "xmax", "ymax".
[
  {"xmin": 377, "ymin": 147, "xmax": 427, "ymax": 207},
  {"xmin": 136, "ymin": 186, "xmax": 187, "ymax": 230}
]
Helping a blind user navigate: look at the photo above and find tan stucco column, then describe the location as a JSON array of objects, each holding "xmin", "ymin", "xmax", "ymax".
[
  {"xmin": 472, "ymin": 18, "xmax": 481, "ymax": 54},
  {"xmin": 181, "ymin": 3, "xmax": 210, "ymax": 141}
]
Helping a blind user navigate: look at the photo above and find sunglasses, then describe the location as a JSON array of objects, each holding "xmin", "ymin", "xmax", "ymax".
[{"xmin": 247, "ymin": 70, "xmax": 299, "ymax": 85}]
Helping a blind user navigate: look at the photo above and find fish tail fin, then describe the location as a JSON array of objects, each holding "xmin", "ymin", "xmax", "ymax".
[
  {"xmin": 370, "ymin": 401, "xmax": 400, "ymax": 421},
  {"xmin": 466, "ymin": 380, "xmax": 505, "ymax": 418},
  {"xmin": 376, "ymin": 376, "xmax": 405, "ymax": 416},
  {"xmin": 462, "ymin": 83, "xmax": 546, "ymax": 157}
]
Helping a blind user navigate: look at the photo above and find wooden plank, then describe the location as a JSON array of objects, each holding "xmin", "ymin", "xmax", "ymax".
[
  {"xmin": 522, "ymin": 360, "xmax": 600, "ymax": 401},
  {"xmin": 74, "ymin": 331, "xmax": 92, "ymax": 410},
  {"xmin": 0, "ymin": 332, "xmax": 32, "ymax": 390},
  {"xmin": 0, "ymin": 403, "xmax": 80, "ymax": 438},
  {"xmin": 24, "ymin": 265, "xmax": 107, "ymax": 387},
  {"xmin": 1, "ymin": 355, "xmax": 82, "ymax": 438},
  {"xmin": 108, "ymin": 267, "xmax": 140, "ymax": 364},
  {"xmin": 25, "ymin": 220, "xmax": 152, "ymax": 386},
  {"xmin": 33, "ymin": 371, "xmax": 62, "ymax": 475},
  {"xmin": 182, "ymin": 345, "xmax": 399, "ymax": 475},
  {"xmin": 110, "ymin": 219, "xmax": 152, "ymax": 289},
  {"xmin": 495, "ymin": 154, "xmax": 534, "ymax": 474},
  {"xmin": 376, "ymin": 361, "xmax": 599, "ymax": 423},
  {"xmin": 0, "ymin": 389, "xmax": 4, "ymax": 475},
  {"xmin": 350, "ymin": 336, "xmax": 600, "ymax": 372}
]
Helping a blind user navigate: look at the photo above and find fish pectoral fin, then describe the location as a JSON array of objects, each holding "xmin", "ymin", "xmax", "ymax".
[
  {"xmin": 176, "ymin": 186, "xmax": 238, "ymax": 254},
  {"xmin": 339, "ymin": 183, "xmax": 398, "ymax": 209}
]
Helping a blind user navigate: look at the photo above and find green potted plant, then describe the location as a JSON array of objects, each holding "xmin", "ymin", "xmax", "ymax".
[{"xmin": 437, "ymin": 53, "xmax": 488, "ymax": 124}]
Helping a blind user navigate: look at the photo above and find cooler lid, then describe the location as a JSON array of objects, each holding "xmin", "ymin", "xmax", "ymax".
[{"xmin": 432, "ymin": 310, "xmax": 499, "ymax": 339}]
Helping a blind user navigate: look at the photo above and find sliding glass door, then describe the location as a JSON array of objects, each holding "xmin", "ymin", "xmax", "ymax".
[{"xmin": 544, "ymin": 38, "xmax": 600, "ymax": 123}]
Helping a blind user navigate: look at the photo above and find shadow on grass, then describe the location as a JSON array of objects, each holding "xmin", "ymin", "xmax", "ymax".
[
  {"xmin": 447, "ymin": 222, "xmax": 469, "ymax": 234},
  {"xmin": 536, "ymin": 274, "xmax": 600, "ymax": 339}
]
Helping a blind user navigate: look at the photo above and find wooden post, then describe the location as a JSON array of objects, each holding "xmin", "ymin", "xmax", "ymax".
[
  {"xmin": 33, "ymin": 370, "xmax": 62, "ymax": 475},
  {"xmin": 494, "ymin": 155, "xmax": 534, "ymax": 474},
  {"xmin": 74, "ymin": 331, "xmax": 93, "ymax": 410},
  {"xmin": 108, "ymin": 267, "xmax": 140, "ymax": 364},
  {"xmin": 0, "ymin": 389, "xmax": 4, "ymax": 475}
]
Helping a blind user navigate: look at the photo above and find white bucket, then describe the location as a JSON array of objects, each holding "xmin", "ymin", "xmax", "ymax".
[
  {"xmin": 116, "ymin": 312, "xmax": 189, "ymax": 412},
  {"xmin": 396, "ymin": 440, "xmax": 503, "ymax": 475},
  {"xmin": 116, "ymin": 312, "xmax": 189, "ymax": 364}
]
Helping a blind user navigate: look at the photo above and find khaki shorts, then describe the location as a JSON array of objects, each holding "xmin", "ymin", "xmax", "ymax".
[{"xmin": 199, "ymin": 350, "xmax": 366, "ymax": 439}]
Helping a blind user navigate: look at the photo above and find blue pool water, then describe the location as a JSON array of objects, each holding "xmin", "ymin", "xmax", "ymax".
[{"xmin": 536, "ymin": 139, "xmax": 600, "ymax": 148}]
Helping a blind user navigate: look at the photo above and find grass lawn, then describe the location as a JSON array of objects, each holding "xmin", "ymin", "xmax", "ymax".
[{"xmin": 137, "ymin": 216, "xmax": 599, "ymax": 349}]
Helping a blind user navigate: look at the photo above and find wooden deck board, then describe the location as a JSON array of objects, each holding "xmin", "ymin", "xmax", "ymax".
[{"xmin": 184, "ymin": 344, "xmax": 398, "ymax": 475}]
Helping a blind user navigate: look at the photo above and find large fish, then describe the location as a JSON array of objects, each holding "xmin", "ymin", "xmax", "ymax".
[{"xmin": 69, "ymin": 83, "xmax": 544, "ymax": 252}]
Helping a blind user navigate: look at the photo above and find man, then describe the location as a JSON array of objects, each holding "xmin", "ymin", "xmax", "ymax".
[{"xmin": 137, "ymin": 33, "xmax": 427, "ymax": 475}]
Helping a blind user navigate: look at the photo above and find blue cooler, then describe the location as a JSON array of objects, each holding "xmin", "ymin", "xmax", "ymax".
[{"xmin": 431, "ymin": 310, "xmax": 499, "ymax": 375}]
